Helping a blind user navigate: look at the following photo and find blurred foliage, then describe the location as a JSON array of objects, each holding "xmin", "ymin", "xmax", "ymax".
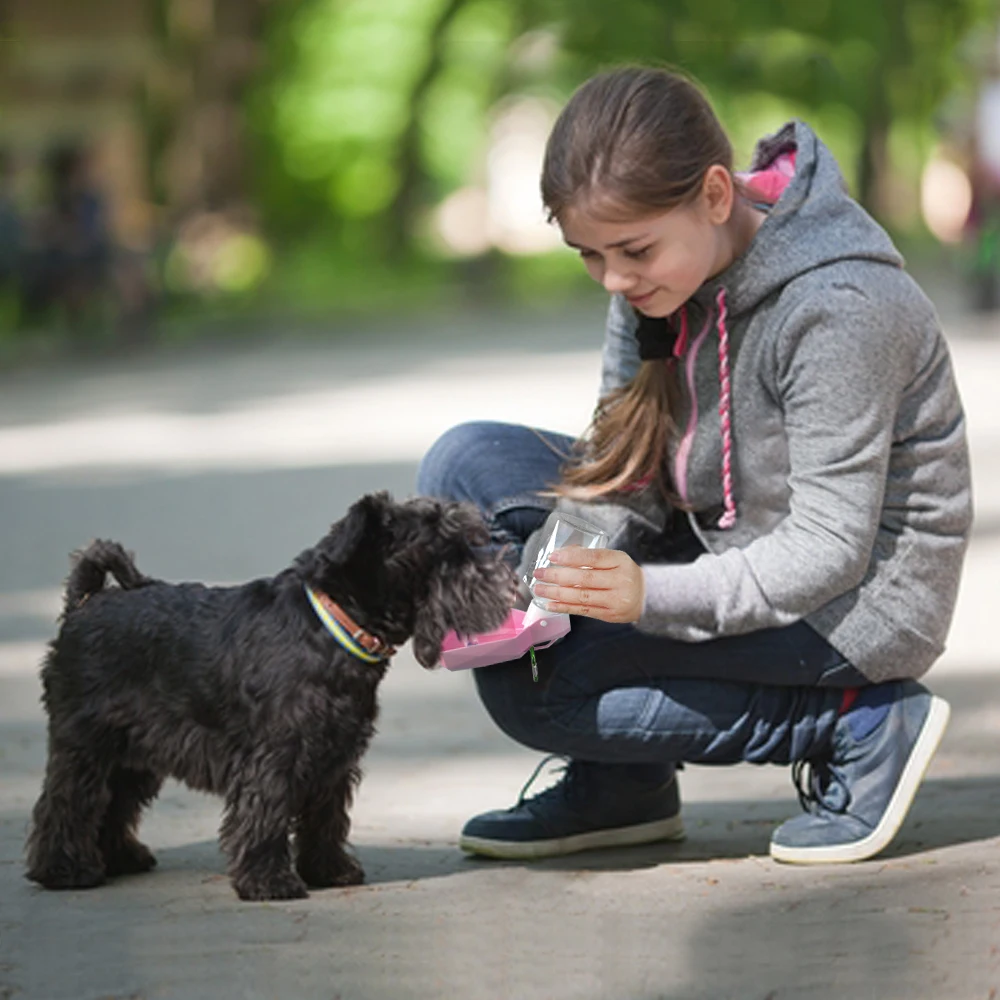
[
  {"xmin": 2, "ymin": 0, "xmax": 997, "ymax": 347},
  {"xmin": 541, "ymin": 0, "xmax": 996, "ymax": 217},
  {"xmin": 240, "ymin": 0, "xmax": 998, "ymax": 318},
  {"xmin": 248, "ymin": 0, "xmax": 521, "ymax": 245}
]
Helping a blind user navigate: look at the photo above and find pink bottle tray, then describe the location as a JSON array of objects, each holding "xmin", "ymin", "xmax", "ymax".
[{"xmin": 439, "ymin": 609, "xmax": 571, "ymax": 671}]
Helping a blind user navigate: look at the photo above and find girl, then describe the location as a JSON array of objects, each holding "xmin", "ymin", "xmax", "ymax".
[{"xmin": 418, "ymin": 67, "xmax": 972, "ymax": 864}]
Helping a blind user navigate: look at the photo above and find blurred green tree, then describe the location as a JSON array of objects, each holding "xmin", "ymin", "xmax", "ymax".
[
  {"xmin": 537, "ymin": 0, "xmax": 996, "ymax": 215},
  {"xmin": 247, "ymin": 0, "xmax": 998, "ymax": 288},
  {"xmin": 249, "ymin": 0, "xmax": 522, "ymax": 253}
]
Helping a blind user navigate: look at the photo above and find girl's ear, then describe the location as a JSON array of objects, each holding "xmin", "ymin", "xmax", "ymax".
[{"xmin": 701, "ymin": 164, "xmax": 735, "ymax": 224}]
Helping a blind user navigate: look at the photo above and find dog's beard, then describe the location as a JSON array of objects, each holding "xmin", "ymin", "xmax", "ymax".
[{"xmin": 409, "ymin": 556, "xmax": 513, "ymax": 669}]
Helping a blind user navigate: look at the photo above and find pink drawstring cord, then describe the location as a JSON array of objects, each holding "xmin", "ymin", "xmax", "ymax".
[
  {"xmin": 673, "ymin": 306, "xmax": 689, "ymax": 359},
  {"xmin": 716, "ymin": 288, "xmax": 737, "ymax": 529}
]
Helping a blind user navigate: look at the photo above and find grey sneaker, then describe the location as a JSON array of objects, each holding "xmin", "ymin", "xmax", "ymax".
[
  {"xmin": 459, "ymin": 757, "xmax": 685, "ymax": 860},
  {"xmin": 770, "ymin": 680, "xmax": 950, "ymax": 865}
]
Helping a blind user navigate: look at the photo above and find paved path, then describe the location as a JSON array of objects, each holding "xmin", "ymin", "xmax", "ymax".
[{"xmin": 1, "ymin": 306, "xmax": 998, "ymax": 1000}]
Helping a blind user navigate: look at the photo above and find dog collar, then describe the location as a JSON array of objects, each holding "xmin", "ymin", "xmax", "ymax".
[{"xmin": 304, "ymin": 585, "xmax": 396, "ymax": 664}]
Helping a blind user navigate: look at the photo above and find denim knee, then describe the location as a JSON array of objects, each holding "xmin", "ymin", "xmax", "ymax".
[
  {"xmin": 473, "ymin": 661, "xmax": 556, "ymax": 754},
  {"xmin": 417, "ymin": 421, "xmax": 505, "ymax": 499}
]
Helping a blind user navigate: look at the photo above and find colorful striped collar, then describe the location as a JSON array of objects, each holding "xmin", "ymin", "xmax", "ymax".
[{"xmin": 304, "ymin": 585, "xmax": 396, "ymax": 664}]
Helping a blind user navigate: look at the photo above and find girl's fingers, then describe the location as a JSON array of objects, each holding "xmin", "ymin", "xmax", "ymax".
[
  {"xmin": 533, "ymin": 584, "xmax": 631, "ymax": 617},
  {"xmin": 532, "ymin": 565, "xmax": 605, "ymax": 588},
  {"xmin": 531, "ymin": 548, "xmax": 643, "ymax": 623},
  {"xmin": 535, "ymin": 547, "xmax": 630, "ymax": 587},
  {"xmin": 547, "ymin": 545, "xmax": 618, "ymax": 568},
  {"xmin": 532, "ymin": 582, "xmax": 604, "ymax": 605},
  {"xmin": 540, "ymin": 602, "xmax": 587, "ymax": 616},
  {"xmin": 539, "ymin": 596, "xmax": 632, "ymax": 623}
]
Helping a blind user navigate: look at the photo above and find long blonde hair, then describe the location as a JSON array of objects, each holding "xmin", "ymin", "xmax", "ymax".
[{"xmin": 541, "ymin": 67, "xmax": 733, "ymax": 500}]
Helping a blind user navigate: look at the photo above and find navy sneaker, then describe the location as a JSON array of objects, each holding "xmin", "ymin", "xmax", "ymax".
[
  {"xmin": 459, "ymin": 757, "xmax": 684, "ymax": 860},
  {"xmin": 770, "ymin": 680, "xmax": 950, "ymax": 865}
]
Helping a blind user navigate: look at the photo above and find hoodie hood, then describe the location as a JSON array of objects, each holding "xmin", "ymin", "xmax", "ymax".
[
  {"xmin": 632, "ymin": 121, "xmax": 907, "ymax": 533},
  {"xmin": 690, "ymin": 120, "xmax": 904, "ymax": 319}
]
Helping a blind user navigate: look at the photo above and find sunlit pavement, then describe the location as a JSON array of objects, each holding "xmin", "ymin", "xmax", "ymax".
[{"xmin": 1, "ymin": 305, "xmax": 998, "ymax": 999}]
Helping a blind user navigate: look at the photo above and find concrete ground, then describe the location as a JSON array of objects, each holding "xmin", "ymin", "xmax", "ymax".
[{"xmin": 0, "ymin": 304, "xmax": 998, "ymax": 1000}]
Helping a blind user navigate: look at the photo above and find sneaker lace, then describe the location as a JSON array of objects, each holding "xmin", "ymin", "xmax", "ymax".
[
  {"xmin": 791, "ymin": 758, "xmax": 851, "ymax": 815},
  {"xmin": 515, "ymin": 754, "xmax": 584, "ymax": 809}
]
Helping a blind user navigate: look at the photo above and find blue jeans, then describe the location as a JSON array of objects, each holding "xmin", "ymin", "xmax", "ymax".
[{"xmin": 418, "ymin": 421, "xmax": 868, "ymax": 774}]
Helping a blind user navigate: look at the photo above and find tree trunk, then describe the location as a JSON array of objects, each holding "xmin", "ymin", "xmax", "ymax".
[
  {"xmin": 857, "ymin": 0, "xmax": 909, "ymax": 221},
  {"xmin": 386, "ymin": 0, "xmax": 468, "ymax": 260},
  {"xmin": 858, "ymin": 99, "xmax": 890, "ymax": 217}
]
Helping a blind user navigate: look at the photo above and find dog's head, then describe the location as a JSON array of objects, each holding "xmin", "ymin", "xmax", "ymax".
[{"xmin": 298, "ymin": 492, "xmax": 513, "ymax": 668}]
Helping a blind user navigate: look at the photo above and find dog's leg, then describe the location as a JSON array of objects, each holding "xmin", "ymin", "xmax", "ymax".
[
  {"xmin": 25, "ymin": 744, "xmax": 112, "ymax": 890},
  {"xmin": 295, "ymin": 767, "xmax": 365, "ymax": 889},
  {"xmin": 100, "ymin": 767, "xmax": 162, "ymax": 877},
  {"xmin": 220, "ymin": 772, "xmax": 307, "ymax": 902}
]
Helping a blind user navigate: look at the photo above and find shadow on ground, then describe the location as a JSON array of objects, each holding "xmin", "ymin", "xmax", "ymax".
[{"xmin": 4, "ymin": 765, "xmax": 1000, "ymax": 893}]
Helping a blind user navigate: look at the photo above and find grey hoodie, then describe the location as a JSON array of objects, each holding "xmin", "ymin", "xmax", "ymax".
[{"xmin": 597, "ymin": 120, "xmax": 973, "ymax": 682}]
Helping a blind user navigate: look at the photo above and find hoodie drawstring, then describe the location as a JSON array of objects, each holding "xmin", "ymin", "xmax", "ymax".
[
  {"xmin": 715, "ymin": 288, "xmax": 737, "ymax": 529},
  {"xmin": 673, "ymin": 306, "xmax": 689, "ymax": 359}
]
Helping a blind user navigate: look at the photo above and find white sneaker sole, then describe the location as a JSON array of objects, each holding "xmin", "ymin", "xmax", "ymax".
[
  {"xmin": 770, "ymin": 695, "xmax": 951, "ymax": 865},
  {"xmin": 460, "ymin": 814, "xmax": 685, "ymax": 860}
]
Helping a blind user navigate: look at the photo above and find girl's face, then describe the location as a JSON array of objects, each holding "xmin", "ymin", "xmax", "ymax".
[{"xmin": 558, "ymin": 166, "xmax": 740, "ymax": 317}]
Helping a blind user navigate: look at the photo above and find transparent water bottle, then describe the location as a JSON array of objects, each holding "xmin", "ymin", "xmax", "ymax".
[{"xmin": 524, "ymin": 510, "xmax": 608, "ymax": 612}]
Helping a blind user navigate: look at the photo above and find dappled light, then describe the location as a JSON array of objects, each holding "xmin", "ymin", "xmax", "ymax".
[
  {"xmin": 1, "ymin": 6, "xmax": 1000, "ymax": 995},
  {"xmin": 2, "ymin": 0, "xmax": 998, "ymax": 341},
  {"xmin": 921, "ymin": 155, "xmax": 974, "ymax": 243},
  {"xmin": 0, "ymin": 349, "xmax": 600, "ymax": 476}
]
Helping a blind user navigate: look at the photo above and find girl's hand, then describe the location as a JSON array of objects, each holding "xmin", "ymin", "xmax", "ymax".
[{"xmin": 530, "ymin": 546, "xmax": 645, "ymax": 623}]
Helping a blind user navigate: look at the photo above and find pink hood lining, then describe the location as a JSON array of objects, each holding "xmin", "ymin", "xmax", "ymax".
[{"xmin": 735, "ymin": 149, "xmax": 797, "ymax": 205}]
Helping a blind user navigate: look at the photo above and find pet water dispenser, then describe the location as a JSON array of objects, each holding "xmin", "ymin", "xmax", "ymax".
[{"xmin": 439, "ymin": 511, "xmax": 608, "ymax": 671}]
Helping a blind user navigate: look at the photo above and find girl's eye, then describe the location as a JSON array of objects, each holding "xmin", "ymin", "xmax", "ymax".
[
  {"xmin": 578, "ymin": 249, "xmax": 598, "ymax": 261},
  {"xmin": 623, "ymin": 245, "xmax": 652, "ymax": 260}
]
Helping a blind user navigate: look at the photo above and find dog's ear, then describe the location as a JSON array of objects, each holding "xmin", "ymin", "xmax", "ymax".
[
  {"xmin": 325, "ymin": 499, "xmax": 371, "ymax": 564},
  {"xmin": 312, "ymin": 492, "xmax": 391, "ymax": 574},
  {"xmin": 411, "ymin": 574, "xmax": 451, "ymax": 669}
]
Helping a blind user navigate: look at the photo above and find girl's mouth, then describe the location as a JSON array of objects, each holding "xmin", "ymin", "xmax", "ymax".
[{"xmin": 627, "ymin": 289, "xmax": 657, "ymax": 307}]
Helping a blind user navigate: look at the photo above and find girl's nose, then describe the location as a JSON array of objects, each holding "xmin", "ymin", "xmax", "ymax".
[{"xmin": 601, "ymin": 263, "xmax": 635, "ymax": 294}]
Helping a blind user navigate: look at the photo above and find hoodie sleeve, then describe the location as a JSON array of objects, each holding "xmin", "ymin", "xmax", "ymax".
[
  {"xmin": 599, "ymin": 294, "xmax": 642, "ymax": 398},
  {"xmin": 637, "ymin": 284, "xmax": 919, "ymax": 640}
]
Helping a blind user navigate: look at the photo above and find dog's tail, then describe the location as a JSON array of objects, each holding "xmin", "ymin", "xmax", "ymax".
[{"xmin": 64, "ymin": 540, "xmax": 150, "ymax": 614}]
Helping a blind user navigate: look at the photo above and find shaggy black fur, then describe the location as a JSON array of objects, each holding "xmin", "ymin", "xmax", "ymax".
[{"xmin": 25, "ymin": 493, "xmax": 512, "ymax": 901}]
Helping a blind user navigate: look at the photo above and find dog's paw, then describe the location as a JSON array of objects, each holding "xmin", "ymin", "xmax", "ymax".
[
  {"xmin": 233, "ymin": 870, "xmax": 309, "ymax": 902},
  {"xmin": 330, "ymin": 861, "xmax": 365, "ymax": 888},
  {"xmin": 104, "ymin": 840, "xmax": 157, "ymax": 877},
  {"xmin": 26, "ymin": 860, "xmax": 107, "ymax": 890},
  {"xmin": 297, "ymin": 854, "xmax": 365, "ymax": 889}
]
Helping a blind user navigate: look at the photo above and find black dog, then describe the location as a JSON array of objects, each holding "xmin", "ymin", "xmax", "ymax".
[{"xmin": 25, "ymin": 493, "xmax": 512, "ymax": 900}]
